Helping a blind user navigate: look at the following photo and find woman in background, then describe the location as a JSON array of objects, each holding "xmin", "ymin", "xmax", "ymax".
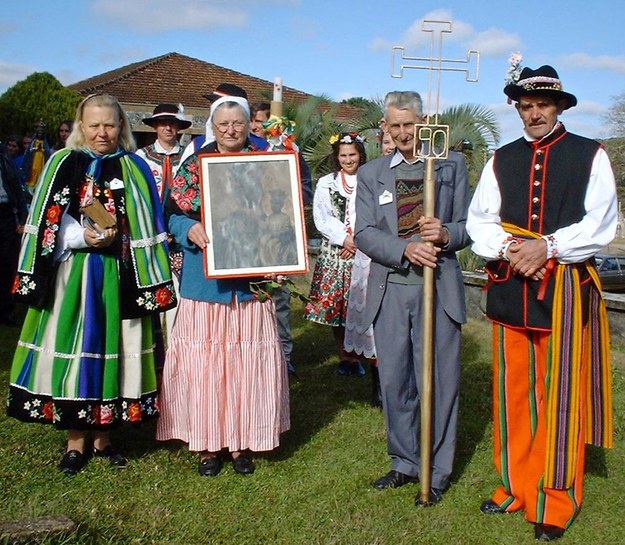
[
  {"xmin": 304, "ymin": 132, "xmax": 367, "ymax": 377},
  {"xmin": 53, "ymin": 119, "xmax": 73, "ymax": 150}
]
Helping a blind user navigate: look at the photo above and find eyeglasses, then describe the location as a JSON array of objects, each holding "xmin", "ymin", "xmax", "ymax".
[{"xmin": 214, "ymin": 120, "xmax": 247, "ymax": 133}]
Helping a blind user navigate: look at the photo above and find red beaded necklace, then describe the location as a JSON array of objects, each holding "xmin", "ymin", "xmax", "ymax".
[{"xmin": 340, "ymin": 169, "xmax": 355, "ymax": 195}]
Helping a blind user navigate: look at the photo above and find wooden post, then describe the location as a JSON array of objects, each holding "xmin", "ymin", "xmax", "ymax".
[{"xmin": 418, "ymin": 156, "xmax": 436, "ymax": 505}]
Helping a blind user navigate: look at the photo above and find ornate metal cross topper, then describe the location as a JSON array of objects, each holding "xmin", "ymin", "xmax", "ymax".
[{"xmin": 391, "ymin": 19, "xmax": 479, "ymax": 159}]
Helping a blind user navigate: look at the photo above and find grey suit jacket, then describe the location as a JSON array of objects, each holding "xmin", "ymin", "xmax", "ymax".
[{"xmin": 354, "ymin": 151, "xmax": 470, "ymax": 329}]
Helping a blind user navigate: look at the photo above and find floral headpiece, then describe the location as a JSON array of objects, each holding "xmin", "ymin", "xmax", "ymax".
[
  {"xmin": 329, "ymin": 132, "xmax": 364, "ymax": 146},
  {"xmin": 504, "ymin": 52, "xmax": 523, "ymax": 104},
  {"xmin": 263, "ymin": 115, "xmax": 297, "ymax": 151}
]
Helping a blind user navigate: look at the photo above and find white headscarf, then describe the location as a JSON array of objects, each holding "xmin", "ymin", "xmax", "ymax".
[
  {"xmin": 204, "ymin": 95, "xmax": 251, "ymax": 144},
  {"xmin": 178, "ymin": 95, "xmax": 251, "ymax": 168}
]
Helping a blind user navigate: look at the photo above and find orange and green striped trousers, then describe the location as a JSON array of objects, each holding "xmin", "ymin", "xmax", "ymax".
[{"xmin": 490, "ymin": 324, "xmax": 586, "ymax": 529}]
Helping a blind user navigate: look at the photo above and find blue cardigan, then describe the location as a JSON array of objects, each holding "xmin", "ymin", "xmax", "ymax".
[{"xmin": 168, "ymin": 213, "xmax": 256, "ymax": 304}]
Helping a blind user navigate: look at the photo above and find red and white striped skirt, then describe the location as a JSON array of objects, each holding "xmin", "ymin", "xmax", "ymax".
[{"xmin": 156, "ymin": 296, "xmax": 290, "ymax": 453}]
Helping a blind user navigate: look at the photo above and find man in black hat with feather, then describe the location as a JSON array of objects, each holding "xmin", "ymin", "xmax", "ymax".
[{"xmin": 467, "ymin": 63, "xmax": 618, "ymax": 541}]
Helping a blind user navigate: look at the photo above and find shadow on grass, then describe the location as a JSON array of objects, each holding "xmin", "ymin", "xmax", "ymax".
[
  {"xmin": 265, "ymin": 301, "xmax": 375, "ymax": 462},
  {"xmin": 451, "ymin": 322, "xmax": 493, "ymax": 484}
]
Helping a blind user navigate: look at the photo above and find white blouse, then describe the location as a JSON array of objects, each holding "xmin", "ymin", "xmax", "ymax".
[
  {"xmin": 312, "ymin": 171, "xmax": 357, "ymax": 247},
  {"xmin": 467, "ymin": 145, "xmax": 618, "ymax": 264}
]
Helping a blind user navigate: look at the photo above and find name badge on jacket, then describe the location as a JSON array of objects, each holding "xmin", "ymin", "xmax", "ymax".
[{"xmin": 379, "ymin": 190, "xmax": 393, "ymax": 205}]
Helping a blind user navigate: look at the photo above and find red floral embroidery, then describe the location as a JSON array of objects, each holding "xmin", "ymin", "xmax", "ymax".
[
  {"xmin": 42, "ymin": 401, "xmax": 54, "ymax": 421},
  {"xmin": 155, "ymin": 287, "xmax": 172, "ymax": 306},
  {"xmin": 128, "ymin": 402, "xmax": 142, "ymax": 422},
  {"xmin": 99, "ymin": 405, "xmax": 114, "ymax": 425},
  {"xmin": 42, "ymin": 229, "xmax": 55, "ymax": 248},
  {"xmin": 46, "ymin": 204, "xmax": 62, "ymax": 224}
]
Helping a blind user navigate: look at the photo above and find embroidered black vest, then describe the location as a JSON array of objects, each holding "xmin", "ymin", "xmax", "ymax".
[{"xmin": 485, "ymin": 124, "xmax": 600, "ymax": 329}]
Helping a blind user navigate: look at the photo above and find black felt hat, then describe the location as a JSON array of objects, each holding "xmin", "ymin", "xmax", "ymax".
[
  {"xmin": 202, "ymin": 83, "xmax": 248, "ymax": 102},
  {"xmin": 504, "ymin": 65, "xmax": 577, "ymax": 110},
  {"xmin": 143, "ymin": 104, "xmax": 192, "ymax": 129}
]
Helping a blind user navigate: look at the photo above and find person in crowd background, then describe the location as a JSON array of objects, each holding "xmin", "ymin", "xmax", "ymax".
[
  {"xmin": 250, "ymin": 101, "xmax": 271, "ymax": 139},
  {"xmin": 19, "ymin": 119, "xmax": 51, "ymax": 199},
  {"xmin": 344, "ymin": 129, "xmax": 396, "ymax": 407},
  {"xmin": 0, "ymin": 134, "xmax": 27, "ymax": 326},
  {"xmin": 53, "ymin": 119, "xmax": 73, "ymax": 151},
  {"xmin": 304, "ymin": 132, "xmax": 367, "ymax": 377},
  {"xmin": 136, "ymin": 104, "xmax": 191, "ymax": 346}
]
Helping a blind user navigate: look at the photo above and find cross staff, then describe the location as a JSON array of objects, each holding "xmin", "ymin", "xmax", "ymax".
[{"xmin": 390, "ymin": 19, "xmax": 479, "ymax": 506}]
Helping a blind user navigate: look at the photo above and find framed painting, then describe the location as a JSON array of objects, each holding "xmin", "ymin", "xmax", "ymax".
[{"xmin": 199, "ymin": 151, "xmax": 309, "ymax": 278}]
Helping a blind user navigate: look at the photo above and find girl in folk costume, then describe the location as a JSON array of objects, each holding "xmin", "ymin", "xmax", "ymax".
[
  {"xmin": 304, "ymin": 132, "xmax": 367, "ymax": 376},
  {"xmin": 344, "ymin": 130, "xmax": 396, "ymax": 406},
  {"xmin": 6, "ymin": 94, "xmax": 176, "ymax": 476}
]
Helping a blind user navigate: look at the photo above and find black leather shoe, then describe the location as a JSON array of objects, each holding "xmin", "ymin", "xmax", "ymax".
[
  {"xmin": 93, "ymin": 445, "xmax": 127, "ymax": 468},
  {"xmin": 198, "ymin": 456, "xmax": 223, "ymax": 477},
  {"xmin": 59, "ymin": 450, "xmax": 86, "ymax": 476},
  {"xmin": 534, "ymin": 524, "xmax": 565, "ymax": 542},
  {"xmin": 480, "ymin": 499, "xmax": 507, "ymax": 515},
  {"xmin": 415, "ymin": 487, "xmax": 445, "ymax": 506},
  {"xmin": 232, "ymin": 452, "xmax": 255, "ymax": 475},
  {"xmin": 373, "ymin": 470, "xmax": 418, "ymax": 490}
]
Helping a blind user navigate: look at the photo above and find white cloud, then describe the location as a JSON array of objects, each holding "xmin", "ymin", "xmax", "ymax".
[
  {"xmin": 566, "ymin": 100, "xmax": 606, "ymax": 116},
  {"xmin": 470, "ymin": 28, "xmax": 522, "ymax": 57},
  {"xmin": 0, "ymin": 61, "xmax": 38, "ymax": 93},
  {"xmin": 91, "ymin": 0, "xmax": 247, "ymax": 32},
  {"xmin": 371, "ymin": 10, "xmax": 519, "ymax": 62},
  {"xmin": 560, "ymin": 53, "xmax": 625, "ymax": 75},
  {"xmin": 369, "ymin": 37, "xmax": 392, "ymax": 52}
]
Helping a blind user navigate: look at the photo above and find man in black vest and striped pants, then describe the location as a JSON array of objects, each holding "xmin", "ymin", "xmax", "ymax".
[{"xmin": 467, "ymin": 64, "xmax": 617, "ymax": 542}]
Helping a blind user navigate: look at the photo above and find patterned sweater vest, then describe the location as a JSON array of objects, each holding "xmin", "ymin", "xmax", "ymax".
[{"xmin": 485, "ymin": 125, "xmax": 600, "ymax": 329}]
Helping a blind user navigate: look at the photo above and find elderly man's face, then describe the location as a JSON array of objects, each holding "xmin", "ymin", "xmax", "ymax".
[
  {"xmin": 212, "ymin": 105, "xmax": 249, "ymax": 152},
  {"xmin": 382, "ymin": 106, "xmax": 425, "ymax": 161},
  {"xmin": 516, "ymin": 94, "xmax": 563, "ymax": 140}
]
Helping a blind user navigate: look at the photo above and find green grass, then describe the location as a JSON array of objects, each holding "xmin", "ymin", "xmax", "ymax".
[{"xmin": 1, "ymin": 300, "xmax": 624, "ymax": 545}]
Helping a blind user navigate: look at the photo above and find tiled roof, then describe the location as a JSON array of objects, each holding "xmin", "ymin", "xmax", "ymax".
[{"xmin": 68, "ymin": 52, "xmax": 357, "ymax": 117}]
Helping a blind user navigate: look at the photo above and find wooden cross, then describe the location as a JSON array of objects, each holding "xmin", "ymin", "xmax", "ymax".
[{"xmin": 391, "ymin": 19, "xmax": 479, "ymax": 158}]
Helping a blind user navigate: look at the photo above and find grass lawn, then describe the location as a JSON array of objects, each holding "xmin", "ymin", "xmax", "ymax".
[{"xmin": 1, "ymin": 296, "xmax": 624, "ymax": 544}]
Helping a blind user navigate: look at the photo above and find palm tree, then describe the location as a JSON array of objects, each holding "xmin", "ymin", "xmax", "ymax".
[{"xmin": 438, "ymin": 103, "xmax": 500, "ymax": 187}]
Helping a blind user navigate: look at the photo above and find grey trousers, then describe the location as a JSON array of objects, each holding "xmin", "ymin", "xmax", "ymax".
[
  {"xmin": 273, "ymin": 285, "xmax": 293, "ymax": 364},
  {"xmin": 373, "ymin": 282, "xmax": 460, "ymax": 489}
]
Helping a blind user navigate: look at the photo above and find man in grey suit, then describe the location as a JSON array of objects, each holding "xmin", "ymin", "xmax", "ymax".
[{"xmin": 354, "ymin": 91, "xmax": 469, "ymax": 505}]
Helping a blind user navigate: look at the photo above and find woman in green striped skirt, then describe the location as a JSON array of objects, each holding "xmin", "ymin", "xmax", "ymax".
[{"xmin": 6, "ymin": 94, "xmax": 176, "ymax": 475}]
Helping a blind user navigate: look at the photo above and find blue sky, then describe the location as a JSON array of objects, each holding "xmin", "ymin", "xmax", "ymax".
[{"xmin": 1, "ymin": 0, "xmax": 624, "ymax": 145}]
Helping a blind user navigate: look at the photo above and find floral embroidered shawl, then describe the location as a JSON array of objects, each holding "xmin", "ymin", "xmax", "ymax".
[{"xmin": 14, "ymin": 148, "xmax": 176, "ymax": 318}]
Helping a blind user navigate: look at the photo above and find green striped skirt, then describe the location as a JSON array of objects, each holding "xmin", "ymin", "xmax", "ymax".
[{"xmin": 7, "ymin": 251, "xmax": 159, "ymax": 430}]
